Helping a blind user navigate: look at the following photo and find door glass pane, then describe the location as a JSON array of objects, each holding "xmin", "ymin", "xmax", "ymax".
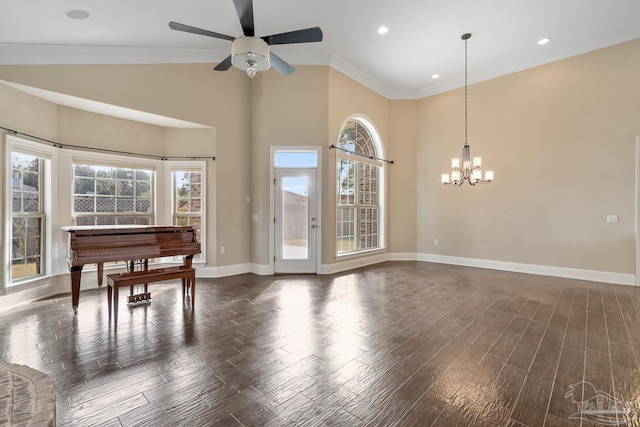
[
  {"xmin": 281, "ymin": 176, "xmax": 309, "ymax": 259},
  {"xmin": 275, "ymin": 152, "xmax": 317, "ymax": 168}
]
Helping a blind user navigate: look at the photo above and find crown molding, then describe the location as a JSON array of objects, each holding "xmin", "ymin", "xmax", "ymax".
[
  {"xmin": 2, "ymin": 32, "xmax": 640, "ymax": 101},
  {"xmin": 0, "ymin": 43, "xmax": 233, "ymax": 65}
]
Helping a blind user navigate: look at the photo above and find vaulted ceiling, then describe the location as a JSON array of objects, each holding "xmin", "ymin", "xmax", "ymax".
[{"xmin": 1, "ymin": 0, "xmax": 639, "ymax": 99}]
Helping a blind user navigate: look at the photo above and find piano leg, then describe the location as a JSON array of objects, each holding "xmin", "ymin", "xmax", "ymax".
[
  {"xmin": 183, "ymin": 255, "xmax": 194, "ymax": 298},
  {"xmin": 97, "ymin": 262, "xmax": 104, "ymax": 288},
  {"xmin": 70, "ymin": 265, "xmax": 83, "ymax": 314},
  {"xmin": 184, "ymin": 254, "xmax": 193, "ymax": 268}
]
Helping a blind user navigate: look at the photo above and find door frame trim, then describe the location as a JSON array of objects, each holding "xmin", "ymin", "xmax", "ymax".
[
  {"xmin": 636, "ymin": 136, "xmax": 640, "ymax": 286},
  {"xmin": 269, "ymin": 146, "xmax": 322, "ymax": 274}
]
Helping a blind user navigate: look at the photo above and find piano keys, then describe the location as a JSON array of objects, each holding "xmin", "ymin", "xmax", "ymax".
[{"xmin": 61, "ymin": 225, "xmax": 201, "ymax": 313}]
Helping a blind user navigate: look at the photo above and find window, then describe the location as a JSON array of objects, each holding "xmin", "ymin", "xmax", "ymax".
[
  {"xmin": 336, "ymin": 118, "xmax": 384, "ymax": 255},
  {"xmin": 275, "ymin": 151, "xmax": 318, "ymax": 168},
  {"xmin": 173, "ymin": 170, "xmax": 203, "ymax": 243},
  {"xmin": 73, "ymin": 163, "xmax": 154, "ymax": 226},
  {"xmin": 4, "ymin": 136, "xmax": 210, "ymax": 291},
  {"xmin": 9, "ymin": 149, "xmax": 47, "ymax": 283}
]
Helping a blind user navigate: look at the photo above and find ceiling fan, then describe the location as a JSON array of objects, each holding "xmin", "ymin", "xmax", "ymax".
[{"xmin": 169, "ymin": 0, "xmax": 323, "ymax": 79}]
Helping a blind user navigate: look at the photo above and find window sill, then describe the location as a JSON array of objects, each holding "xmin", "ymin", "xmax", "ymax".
[{"xmin": 335, "ymin": 247, "xmax": 386, "ymax": 260}]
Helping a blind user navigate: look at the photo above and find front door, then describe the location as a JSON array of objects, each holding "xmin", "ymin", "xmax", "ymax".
[{"xmin": 274, "ymin": 168, "xmax": 317, "ymax": 273}]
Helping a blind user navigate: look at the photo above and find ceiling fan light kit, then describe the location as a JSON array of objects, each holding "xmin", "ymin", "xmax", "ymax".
[
  {"xmin": 231, "ymin": 37, "xmax": 270, "ymax": 79},
  {"xmin": 169, "ymin": 0, "xmax": 323, "ymax": 79}
]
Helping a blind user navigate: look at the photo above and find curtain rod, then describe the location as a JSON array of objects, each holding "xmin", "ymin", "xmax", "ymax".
[
  {"xmin": 329, "ymin": 144, "xmax": 394, "ymax": 164},
  {"xmin": 1, "ymin": 127, "xmax": 216, "ymax": 161}
]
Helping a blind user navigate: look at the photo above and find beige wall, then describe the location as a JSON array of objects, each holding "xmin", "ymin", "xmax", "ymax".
[
  {"xmin": 418, "ymin": 38, "xmax": 640, "ymax": 273},
  {"xmin": 0, "ymin": 83, "xmax": 59, "ymax": 140},
  {"xmin": 0, "ymin": 87, "xmax": 221, "ymax": 275},
  {"xmin": 163, "ymin": 127, "xmax": 217, "ymax": 264},
  {"xmin": 1, "ymin": 37, "xmax": 639, "ymax": 280},
  {"xmin": 0, "ymin": 84, "xmax": 60, "ymax": 296},
  {"xmin": 58, "ymin": 106, "xmax": 165, "ymax": 155},
  {"xmin": 250, "ymin": 66, "xmax": 329, "ymax": 265},
  {"xmin": 389, "ymin": 100, "xmax": 419, "ymax": 254},
  {"xmin": 0, "ymin": 63, "xmax": 252, "ymax": 269},
  {"xmin": 327, "ymin": 69, "xmax": 391, "ymax": 261}
]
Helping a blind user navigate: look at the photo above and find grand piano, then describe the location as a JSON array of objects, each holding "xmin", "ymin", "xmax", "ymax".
[{"xmin": 61, "ymin": 225, "xmax": 201, "ymax": 313}]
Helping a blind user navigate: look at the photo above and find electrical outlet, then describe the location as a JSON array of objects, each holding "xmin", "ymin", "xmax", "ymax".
[
  {"xmin": 434, "ymin": 239, "xmax": 439, "ymax": 245},
  {"xmin": 220, "ymin": 246, "xmax": 225, "ymax": 254},
  {"xmin": 606, "ymin": 215, "xmax": 619, "ymax": 223}
]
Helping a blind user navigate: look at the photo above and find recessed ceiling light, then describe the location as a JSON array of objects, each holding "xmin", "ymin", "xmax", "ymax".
[
  {"xmin": 66, "ymin": 9, "xmax": 90, "ymax": 20},
  {"xmin": 431, "ymin": 74, "xmax": 440, "ymax": 79},
  {"xmin": 538, "ymin": 37, "xmax": 551, "ymax": 45},
  {"xmin": 378, "ymin": 26, "xmax": 389, "ymax": 35}
]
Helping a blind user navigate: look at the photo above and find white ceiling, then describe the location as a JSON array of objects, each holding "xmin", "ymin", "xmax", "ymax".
[{"xmin": 1, "ymin": 0, "xmax": 640, "ymax": 100}]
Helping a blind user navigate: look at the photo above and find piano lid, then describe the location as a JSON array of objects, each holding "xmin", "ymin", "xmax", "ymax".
[
  {"xmin": 62, "ymin": 224, "xmax": 200, "ymax": 266},
  {"xmin": 62, "ymin": 225, "xmax": 171, "ymax": 232}
]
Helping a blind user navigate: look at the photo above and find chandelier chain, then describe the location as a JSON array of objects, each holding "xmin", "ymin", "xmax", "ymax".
[{"xmin": 464, "ymin": 34, "xmax": 468, "ymax": 146}]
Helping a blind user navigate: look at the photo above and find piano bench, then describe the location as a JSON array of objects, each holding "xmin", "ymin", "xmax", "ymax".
[{"xmin": 107, "ymin": 266, "xmax": 196, "ymax": 325}]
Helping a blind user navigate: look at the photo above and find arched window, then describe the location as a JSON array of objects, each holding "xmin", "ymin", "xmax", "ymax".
[{"xmin": 336, "ymin": 117, "xmax": 385, "ymax": 255}]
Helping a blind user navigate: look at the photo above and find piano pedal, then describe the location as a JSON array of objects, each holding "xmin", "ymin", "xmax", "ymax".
[{"xmin": 127, "ymin": 292, "xmax": 152, "ymax": 305}]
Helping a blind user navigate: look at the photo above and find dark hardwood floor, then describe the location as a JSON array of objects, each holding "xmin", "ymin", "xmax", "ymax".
[{"xmin": 1, "ymin": 261, "xmax": 639, "ymax": 426}]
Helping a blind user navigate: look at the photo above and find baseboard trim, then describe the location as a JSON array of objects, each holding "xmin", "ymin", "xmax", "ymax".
[
  {"xmin": 196, "ymin": 264, "xmax": 253, "ymax": 278},
  {"xmin": 1, "ymin": 254, "xmax": 635, "ymax": 311},
  {"xmin": 250, "ymin": 263, "xmax": 273, "ymax": 276},
  {"xmin": 417, "ymin": 253, "xmax": 636, "ymax": 286},
  {"xmin": 320, "ymin": 252, "xmax": 390, "ymax": 275},
  {"xmin": 322, "ymin": 252, "xmax": 635, "ymax": 286},
  {"xmin": 0, "ymin": 274, "xmax": 68, "ymax": 313}
]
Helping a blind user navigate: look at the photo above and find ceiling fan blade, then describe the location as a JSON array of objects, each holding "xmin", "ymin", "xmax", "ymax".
[
  {"xmin": 214, "ymin": 55, "xmax": 233, "ymax": 71},
  {"xmin": 270, "ymin": 52, "xmax": 295, "ymax": 76},
  {"xmin": 169, "ymin": 21, "xmax": 235, "ymax": 42},
  {"xmin": 262, "ymin": 27, "xmax": 323, "ymax": 45},
  {"xmin": 233, "ymin": 0, "xmax": 255, "ymax": 37}
]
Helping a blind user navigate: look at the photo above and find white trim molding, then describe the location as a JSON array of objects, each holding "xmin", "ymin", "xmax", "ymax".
[
  {"xmin": 324, "ymin": 251, "xmax": 635, "ymax": 286},
  {"xmin": 636, "ymin": 136, "xmax": 640, "ymax": 286},
  {"xmin": 2, "ymin": 254, "xmax": 636, "ymax": 313},
  {"xmin": 250, "ymin": 263, "xmax": 273, "ymax": 276},
  {"xmin": 320, "ymin": 252, "xmax": 390, "ymax": 275},
  {"xmin": 418, "ymin": 253, "xmax": 635, "ymax": 287},
  {"xmin": 0, "ymin": 274, "xmax": 68, "ymax": 313}
]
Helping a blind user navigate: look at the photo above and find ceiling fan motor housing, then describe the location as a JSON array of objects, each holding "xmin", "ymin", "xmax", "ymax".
[{"xmin": 231, "ymin": 37, "xmax": 271, "ymax": 72}]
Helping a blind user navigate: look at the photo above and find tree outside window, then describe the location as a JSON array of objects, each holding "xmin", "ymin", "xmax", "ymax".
[
  {"xmin": 73, "ymin": 164, "xmax": 153, "ymax": 226},
  {"xmin": 173, "ymin": 171, "xmax": 203, "ymax": 261},
  {"xmin": 11, "ymin": 152, "xmax": 45, "ymax": 281}
]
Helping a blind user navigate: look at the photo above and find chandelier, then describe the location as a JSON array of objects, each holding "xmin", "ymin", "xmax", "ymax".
[{"xmin": 441, "ymin": 33, "xmax": 493, "ymax": 186}]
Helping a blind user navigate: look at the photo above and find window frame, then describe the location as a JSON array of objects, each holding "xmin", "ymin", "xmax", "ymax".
[
  {"xmin": 71, "ymin": 162, "xmax": 155, "ymax": 227},
  {"xmin": 3, "ymin": 138, "xmax": 210, "ymax": 295},
  {"xmin": 335, "ymin": 116, "xmax": 386, "ymax": 257},
  {"xmin": 5, "ymin": 135, "xmax": 55, "ymax": 287},
  {"xmin": 167, "ymin": 161, "xmax": 207, "ymax": 264}
]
